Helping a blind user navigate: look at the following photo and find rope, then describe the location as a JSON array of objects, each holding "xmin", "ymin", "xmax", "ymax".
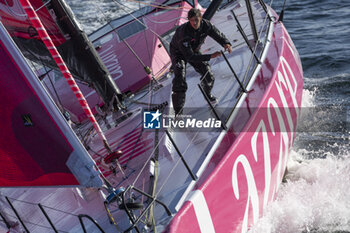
[
  {"xmin": 18, "ymin": 0, "xmax": 112, "ymax": 153},
  {"xmin": 47, "ymin": 72, "xmax": 65, "ymax": 111},
  {"xmin": 130, "ymin": 53, "xmax": 222, "ymax": 188},
  {"xmin": 111, "ymin": 0, "xmax": 168, "ymax": 42},
  {"xmin": 130, "ymin": 0, "xmax": 278, "ymax": 209},
  {"xmin": 95, "ymin": 3, "xmax": 152, "ymax": 77},
  {"xmin": 154, "ymin": 129, "xmax": 202, "ymax": 201},
  {"xmin": 124, "ymin": 0, "xmax": 185, "ymax": 10},
  {"xmin": 4, "ymin": 0, "xmax": 51, "ymax": 17},
  {"xmin": 143, "ymin": 16, "xmax": 184, "ymax": 24}
]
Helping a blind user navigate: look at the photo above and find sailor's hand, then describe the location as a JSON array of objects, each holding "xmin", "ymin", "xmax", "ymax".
[
  {"xmin": 224, "ymin": 44, "xmax": 232, "ymax": 54},
  {"xmin": 211, "ymin": 51, "xmax": 222, "ymax": 59}
]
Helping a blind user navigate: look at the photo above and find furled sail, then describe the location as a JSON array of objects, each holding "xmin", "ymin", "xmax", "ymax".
[
  {"xmin": 0, "ymin": 0, "xmax": 122, "ymax": 109},
  {"xmin": 0, "ymin": 22, "xmax": 102, "ymax": 187}
]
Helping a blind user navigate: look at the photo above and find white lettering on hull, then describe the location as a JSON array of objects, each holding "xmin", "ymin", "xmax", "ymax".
[
  {"xmin": 234, "ymin": 54, "xmax": 300, "ymax": 232},
  {"xmin": 252, "ymin": 120, "xmax": 271, "ymax": 210},
  {"xmin": 189, "ymin": 32, "xmax": 301, "ymax": 232},
  {"xmin": 99, "ymin": 45, "xmax": 124, "ymax": 80},
  {"xmin": 232, "ymin": 154, "xmax": 260, "ymax": 233},
  {"xmin": 233, "ymin": 50, "xmax": 300, "ymax": 232},
  {"xmin": 267, "ymin": 98, "xmax": 289, "ymax": 192},
  {"xmin": 190, "ymin": 190, "xmax": 216, "ymax": 233}
]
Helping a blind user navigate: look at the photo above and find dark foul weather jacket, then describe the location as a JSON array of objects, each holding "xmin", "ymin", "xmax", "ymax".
[{"xmin": 170, "ymin": 18, "xmax": 231, "ymax": 62}]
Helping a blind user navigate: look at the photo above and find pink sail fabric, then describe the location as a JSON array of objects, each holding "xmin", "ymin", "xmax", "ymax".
[
  {"xmin": 0, "ymin": 39, "xmax": 77, "ymax": 186},
  {"xmin": 19, "ymin": 0, "xmax": 109, "ymax": 145},
  {"xmin": 0, "ymin": 0, "xmax": 66, "ymax": 45},
  {"xmin": 0, "ymin": 23, "xmax": 102, "ymax": 187}
]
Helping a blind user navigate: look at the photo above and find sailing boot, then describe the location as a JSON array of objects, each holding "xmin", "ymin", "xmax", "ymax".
[
  {"xmin": 172, "ymin": 92, "xmax": 186, "ymax": 116},
  {"xmin": 194, "ymin": 60, "xmax": 217, "ymax": 105},
  {"xmin": 201, "ymin": 77, "xmax": 217, "ymax": 105},
  {"xmin": 207, "ymin": 94, "xmax": 218, "ymax": 105}
]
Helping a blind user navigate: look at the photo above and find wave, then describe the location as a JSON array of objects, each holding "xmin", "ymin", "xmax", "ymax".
[
  {"xmin": 303, "ymin": 73, "xmax": 350, "ymax": 106},
  {"xmin": 248, "ymin": 89, "xmax": 350, "ymax": 233},
  {"xmin": 248, "ymin": 149, "xmax": 350, "ymax": 233}
]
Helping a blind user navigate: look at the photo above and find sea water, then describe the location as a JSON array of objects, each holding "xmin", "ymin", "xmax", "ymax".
[
  {"xmin": 66, "ymin": 0, "xmax": 350, "ymax": 232},
  {"xmin": 248, "ymin": 1, "xmax": 350, "ymax": 232}
]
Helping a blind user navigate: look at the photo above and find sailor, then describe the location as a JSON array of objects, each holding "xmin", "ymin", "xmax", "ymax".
[{"xmin": 170, "ymin": 8, "xmax": 232, "ymax": 116}]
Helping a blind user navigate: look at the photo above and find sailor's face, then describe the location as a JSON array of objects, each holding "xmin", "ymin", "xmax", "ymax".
[{"xmin": 189, "ymin": 16, "xmax": 201, "ymax": 30}]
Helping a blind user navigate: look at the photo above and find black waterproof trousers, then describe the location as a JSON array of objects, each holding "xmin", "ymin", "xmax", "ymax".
[{"xmin": 171, "ymin": 55, "xmax": 214, "ymax": 115}]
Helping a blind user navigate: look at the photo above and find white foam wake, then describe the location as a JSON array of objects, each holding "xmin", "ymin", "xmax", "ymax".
[
  {"xmin": 248, "ymin": 89, "xmax": 350, "ymax": 233},
  {"xmin": 249, "ymin": 150, "xmax": 350, "ymax": 233}
]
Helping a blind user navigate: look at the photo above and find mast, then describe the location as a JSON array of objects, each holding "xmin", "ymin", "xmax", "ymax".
[{"xmin": 47, "ymin": 0, "xmax": 124, "ymax": 110}]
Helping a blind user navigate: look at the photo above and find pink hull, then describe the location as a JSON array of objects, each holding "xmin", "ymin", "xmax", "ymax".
[
  {"xmin": 0, "ymin": 1, "xmax": 304, "ymax": 232},
  {"xmin": 167, "ymin": 21, "xmax": 303, "ymax": 233}
]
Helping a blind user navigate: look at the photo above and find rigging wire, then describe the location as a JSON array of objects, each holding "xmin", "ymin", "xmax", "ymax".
[
  {"xmin": 129, "ymin": 56, "xmax": 222, "ymax": 188},
  {"xmin": 24, "ymin": 45, "xmax": 68, "ymax": 114},
  {"xmin": 118, "ymin": 0, "xmax": 223, "ymax": 186},
  {"xmin": 124, "ymin": 0, "xmax": 185, "ymax": 10},
  {"xmin": 139, "ymin": 0, "xmax": 153, "ymax": 70},
  {"xmin": 241, "ymin": 0, "xmax": 274, "ymax": 86},
  {"xmin": 126, "ymin": 0, "xmax": 278, "ymax": 219},
  {"xmin": 153, "ymin": 126, "xmax": 203, "ymax": 203},
  {"xmin": 0, "ymin": 195, "xmax": 72, "ymax": 232},
  {"xmin": 94, "ymin": 3, "xmax": 157, "ymax": 105},
  {"xmin": 9, "ymin": 0, "xmax": 103, "ymax": 120},
  {"xmin": 143, "ymin": 15, "xmax": 184, "ymax": 24},
  {"xmin": 95, "ymin": 0, "xmax": 170, "ymax": 114},
  {"xmin": 43, "ymin": 67, "xmax": 66, "ymax": 112},
  {"xmin": 95, "ymin": 3, "xmax": 153, "ymax": 78},
  {"xmin": 148, "ymin": 0, "xmax": 278, "ymax": 211},
  {"xmin": 4, "ymin": 0, "xmax": 51, "ymax": 17},
  {"xmin": 1, "ymin": 0, "xmax": 278, "ymax": 230},
  {"xmin": 10, "ymin": 0, "xmax": 274, "ymax": 227},
  {"xmin": 279, "ymin": 0, "xmax": 287, "ymax": 22},
  {"xmin": 111, "ymin": 0, "xmax": 169, "ymax": 43}
]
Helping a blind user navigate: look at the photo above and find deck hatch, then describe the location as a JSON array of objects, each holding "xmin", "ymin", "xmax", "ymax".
[{"xmin": 117, "ymin": 18, "xmax": 146, "ymax": 41}]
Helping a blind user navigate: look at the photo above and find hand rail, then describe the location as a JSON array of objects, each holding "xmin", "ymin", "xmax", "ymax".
[
  {"xmin": 38, "ymin": 203, "xmax": 58, "ymax": 233},
  {"xmin": 197, "ymin": 83, "xmax": 227, "ymax": 130},
  {"xmin": 230, "ymin": 9, "xmax": 261, "ymax": 64},
  {"xmin": 245, "ymin": 0, "xmax": 259, "ymax": 43},
  {"xmin": 221, "ymin": 51, "xmax": 249, "ymax": 92},
  {"xmin": 0, "ymin": 212, "xmax": 11, "ymax": 229},
  {"xmin": 257, "ymin": 0, "xmax": 272, "ymax": 21},
  {"xmin": 166, "ymin": 130, "xmax": 199, "ymax": 180},
  {"xmin": 78, "ymin": 214, "xmax": 106, "ymax": 233},
  {"xmin": 5, "ymin": 196, "xmax": 30, "ymax": 233}
]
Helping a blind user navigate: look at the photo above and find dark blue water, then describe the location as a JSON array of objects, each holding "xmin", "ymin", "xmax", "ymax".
[
  {"xmin": 67, "ymin": 1, "xmax": 350, "ymax": 232},
  {"xmin": 248, "ymin": 1, "xmax": 350, "ymax": 232},
  {"xmin": 276, "ymin": 0, "xmax": 350, "ymax": 103}
]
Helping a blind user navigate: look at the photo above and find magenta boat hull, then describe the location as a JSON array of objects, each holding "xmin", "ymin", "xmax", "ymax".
[{"xmin": 166, "ymin": 21, "xmax": 303, "ymax": 233}]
